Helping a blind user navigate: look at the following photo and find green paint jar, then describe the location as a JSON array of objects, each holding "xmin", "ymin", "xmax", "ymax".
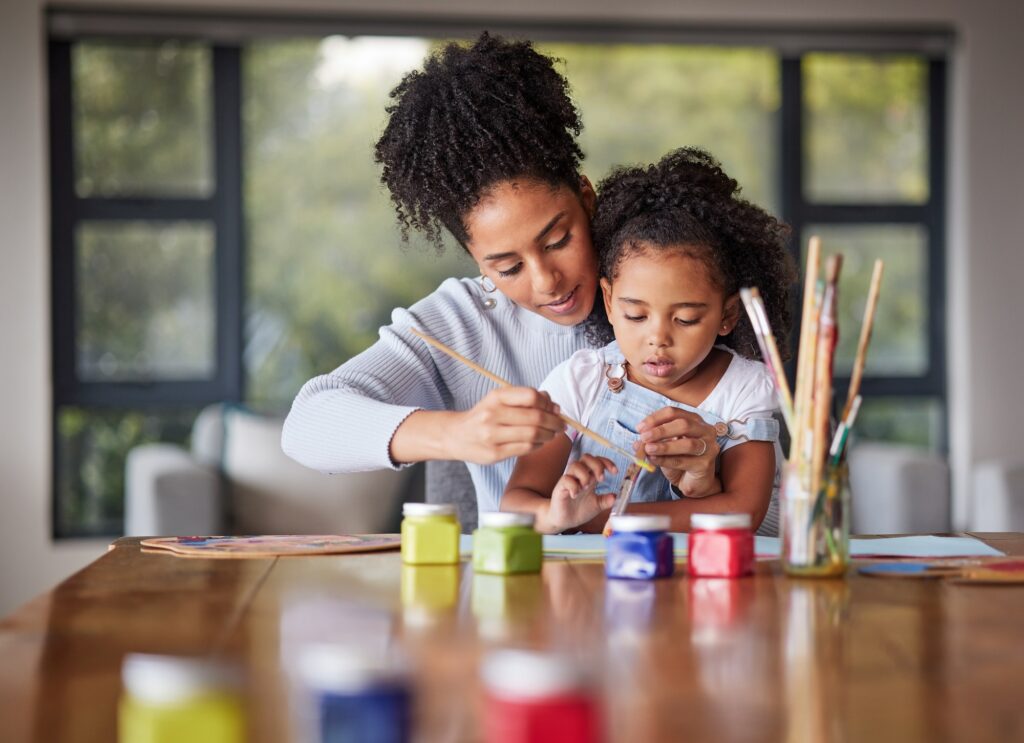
[
  {"xmin": 401, "ymin": 503, "xmax": 460, "ymax": 565},
  {"xmin": 472, "ymin": 512, "xmax": 542, "ymax": 575}
]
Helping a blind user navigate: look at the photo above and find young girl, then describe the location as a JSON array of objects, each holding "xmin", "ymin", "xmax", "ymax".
[{"xmin": 503, "ymin": 148, "xmax": 796, "ymax": 535}]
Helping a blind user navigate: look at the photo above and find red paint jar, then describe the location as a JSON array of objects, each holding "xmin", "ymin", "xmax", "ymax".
[
  {"xmin": 687, "ymin": 513, "xmax": 754, "ymax": 578},
  {"xmin": 482, "ymin": 650, "xmax": 600, "ymax": 743}
]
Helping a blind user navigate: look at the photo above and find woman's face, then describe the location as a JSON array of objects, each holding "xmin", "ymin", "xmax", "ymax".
[{"xmin": 463, "ymin": 178, "xmax": 598, "ymax": 327}]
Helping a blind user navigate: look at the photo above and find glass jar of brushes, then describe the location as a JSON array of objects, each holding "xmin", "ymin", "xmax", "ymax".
[{"xmin": 780, "ymin": 460, "xmax": 850, "ymax": 577}]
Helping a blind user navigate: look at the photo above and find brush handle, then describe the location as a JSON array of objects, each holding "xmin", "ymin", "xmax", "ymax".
[{"xmin": 409, "ymin": 327, "xmax": 654, "ymax": 472}]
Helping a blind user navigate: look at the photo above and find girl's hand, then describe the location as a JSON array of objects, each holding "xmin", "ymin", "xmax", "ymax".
[
  {"xmin": 541, "ymin": 455, "xmax": 618, "ymax": 533},
  {"xmin": 636, "ymin": 407, "xmax": 722, "ymax": 499},
  {"xmin": 446, "ymin": 387, "xmax": 565, "ymax": 465}
]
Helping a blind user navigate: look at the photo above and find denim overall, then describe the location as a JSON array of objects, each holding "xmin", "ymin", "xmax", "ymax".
[{"xmin": 574, "ymin": 343, "xmax": 780, "ymax": 506}]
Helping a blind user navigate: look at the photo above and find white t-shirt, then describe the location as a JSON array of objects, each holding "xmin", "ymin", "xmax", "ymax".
[{"xmin": 540, "ymin": 343, "xmax": 779, "ymax": 455}]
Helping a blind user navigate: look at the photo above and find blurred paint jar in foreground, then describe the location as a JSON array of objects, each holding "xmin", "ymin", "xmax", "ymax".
[
  {"xmin": 605, "ymin": 514, "xmax": 674, "ymax": 580},
  {"xmin": 687, "ymin": 513, "xmax": 754, "ymax": 578},
  {"xmin": 297, "ymin": 645, "xmax": 411, "ymax": 743},
  {"xmin": 473, "ymin": 512, "xmax": 543, "ymax": 575},
  {"xmin": 401, "ymin": 502, "xmax": 460, "ymax": 565},
  {"xmin": 119, "ymin": 654, "xmax": 244, "ymax": 743},
  {"xmin": 482, "ymin": 650, "xmax": 600, "ymax": 743}
]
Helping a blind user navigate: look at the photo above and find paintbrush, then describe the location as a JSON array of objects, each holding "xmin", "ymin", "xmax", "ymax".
[
  {"xmin": 601, "ymin": 462, "xmax": 643, "ymax": 537},
  {"xmin": 841, "ymin": 259, "xmax": 884, "ymax": 423},
  {"xmin": 740, "ymin": 287, "xmax": 794, "ymax": 430},
  {"xmin": 408, "ymin": 327, "xmax": 656, "ymax": 473},
  {"xmin": 810, "ymin": 255, "xmax": 842, "ymax": 496},
  {"xmin": 792, "ymin": 236, "xmax": 822, "ymax": 481}
]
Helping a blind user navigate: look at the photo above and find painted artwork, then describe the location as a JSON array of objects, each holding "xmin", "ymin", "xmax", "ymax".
[{"xmin": 140, "ymin": 534, "xmax": 402, "ymax": 558}]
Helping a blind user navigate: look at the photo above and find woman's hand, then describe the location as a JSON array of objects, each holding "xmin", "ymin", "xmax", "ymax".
[
  {"xmin": 444, "ymin": 387, "xmax": 565, "ymax": 465},
  {"xmin": 540, "ymin": 454, "xmax": 618, "ymax": 533},
  {"xmin": 636, "ymin": 407, "xmax": 722, "ymax": 499}
]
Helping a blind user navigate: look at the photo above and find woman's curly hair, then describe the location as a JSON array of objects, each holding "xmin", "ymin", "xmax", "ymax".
[
  {"xmin": 584, "ymin": 148, "xmax": 796, "ymax": 361},
  {"xmin": 374, "ymin": 32, "xmax": 584, "ymax": 249}
]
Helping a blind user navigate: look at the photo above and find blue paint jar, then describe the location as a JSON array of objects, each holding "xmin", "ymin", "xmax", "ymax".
[
  {"xmin": 297, "ymin": 646, "xmax": 411, "ymax": 743},
  {"xmin": 605, "ymin": 515, "xmax": 674, "ymax": 580}
]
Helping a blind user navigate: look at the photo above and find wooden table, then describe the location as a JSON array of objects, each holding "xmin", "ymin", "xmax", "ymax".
[{"xmin": 2, "ymin": 534, "xmax": 1023, "ymax": 742}]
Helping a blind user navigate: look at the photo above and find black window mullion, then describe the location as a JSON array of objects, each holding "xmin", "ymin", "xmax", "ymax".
[
  {"xmin": 49, "ymin": 39, "xmax": 76, "ymax": 404},
  {"xmin": 74, "ymin": 198, "xmax": 216, "ymax": 221},
  {"xmin": 213, "ymin": 44, "xmax": 244, "ymax": 405},
  {"xmin": 800, "ymin": 204, "xmax": 930, "ymax": 224},
  {"xmin": 925, "ymin": 57, "xmax": 948, "ymax": 451}
]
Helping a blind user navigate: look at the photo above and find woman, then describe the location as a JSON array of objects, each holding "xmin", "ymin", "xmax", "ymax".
[{"xmin": 282, "ymin": 33, "xmax": 721, "ymax": 515}]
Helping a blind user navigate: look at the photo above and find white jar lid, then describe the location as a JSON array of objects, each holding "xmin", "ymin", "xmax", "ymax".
[
  {"xmin": 122, "ymin": 654, "xmax": 240, "ymax": 705},
  {"xmin": 403, "ymin": 502, "xmax": 456, "ymax": 517},
  {"xmin": 481, "ymin": 650, "xmax": 588, "ymax": 699},
  {"xmin": 609, "ymin": 514, "xmax": 671, "ymax": 533},
  {"xmin": 296, "ymin": 644, "xmax": 405, "ymax": 693},
  {"xmin": 479, "ymin": 512, "xmax": 535, "ymax": 528},
  {"xmin": 690, "ymin": 512, "xmax": 751, "ymax": 530}
]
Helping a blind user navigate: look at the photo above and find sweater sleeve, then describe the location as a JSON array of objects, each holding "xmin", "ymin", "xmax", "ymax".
[{"xmin": 281, "ymin": 279, "xmax": 479, "ymax": 473}]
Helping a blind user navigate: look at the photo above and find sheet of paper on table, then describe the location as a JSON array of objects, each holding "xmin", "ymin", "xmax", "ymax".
[{"xmin": 459, "ymin": 534, "xmax": 1004, "ymax": 559}]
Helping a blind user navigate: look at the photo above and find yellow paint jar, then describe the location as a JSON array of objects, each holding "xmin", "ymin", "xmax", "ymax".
[
  {"xmin": 119, "ymin": 654, "xmax": 244, "ymax": 743},
  {"xmin": 400, "ymin": 503, "xmax": 460, "ymax": 565}
]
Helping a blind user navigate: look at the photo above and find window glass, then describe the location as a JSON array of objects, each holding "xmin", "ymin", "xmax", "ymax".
[
  {"xmin": 804, "ymin": 53, "xmax": 928, "ymax": 204},
  {"xmin": 73, "ymin": 41, "xmax": 213, "ymax": 197},
  {"xmin": 76, "ymin": 221, "xmax": 216, "ymax": 381},
  {"xmin": 851, "ymin": 397, "xmax": 944, "ymax": 451},
  {"xmin": 55, "ymin": 407, "xmax": 198, "ymax": 536},
  {"xmin": 543, "ymin": 43, "xmax": 779, "ymax": 212},
  {"xmin": 803, "ymin": 224, "xmax": 928, "ymax": 376}
]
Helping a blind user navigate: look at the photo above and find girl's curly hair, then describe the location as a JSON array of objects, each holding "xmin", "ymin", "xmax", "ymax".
[
  {"xmin": 584, "ymin": 148, "xmax": 796, "ymax": 361},
  {"xmin": 374, "ymin": 32, "xmax": 584, "ymax": 249}
]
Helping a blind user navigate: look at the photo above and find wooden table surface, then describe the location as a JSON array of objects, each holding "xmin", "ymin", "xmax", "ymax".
[{"xmin": 2, "ymin": 534, "xmax": 1023, "ymax": 742}]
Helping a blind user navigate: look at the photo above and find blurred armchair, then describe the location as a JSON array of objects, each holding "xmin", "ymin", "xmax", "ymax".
[
  {"xmin": 125, "ymin": 404, "xmax": 423, "ymax": 536},
  {"xmin": 971, "ymin": 459, "xmax": 1024, "ymax": 531},
  {"xmin": 848, "ymin": 442, "xmax": 951, "ymax": 534}
]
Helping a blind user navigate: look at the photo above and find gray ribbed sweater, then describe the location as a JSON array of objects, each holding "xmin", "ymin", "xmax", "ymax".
[{"xmin": 281, "ymin": 277, "xmax": 591, "ymax": 512}]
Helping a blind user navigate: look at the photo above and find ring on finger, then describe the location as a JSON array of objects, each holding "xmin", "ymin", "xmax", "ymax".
[{"xmin": 694, "ymin": 438, "xmax": 708, "ymax": 456}]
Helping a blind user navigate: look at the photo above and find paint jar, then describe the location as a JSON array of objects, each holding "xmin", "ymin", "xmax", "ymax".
[
  {"xmin": 296, "ymin": 645, "xmax": 411, "ymax": 743},
  {"xmin": 119, "ymin": 654, "xmax": 244, "ymax": 743},
  {"xmin": 605, "ymin": 514, "xmax": 674, "ymax": 580},
  {"xmin": 780, "ymin": 461, "xmax": 850, "ymax": 577},
  {"xmin": 687, "ymin": 513, "xmax": 755, "ymax": 578},
  {"xmin": 482, "ymin": 650, "xmax": 600, "ymax": 743},
  {"xmin": 472, "ymin": 512, "xmax": 542, "ymax": 575},
  {"xmin": 400, "ymin": 503, "xmax": 460, "ymax": 565}
]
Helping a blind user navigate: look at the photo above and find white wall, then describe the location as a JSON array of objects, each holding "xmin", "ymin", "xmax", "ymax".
[{"xmin": 2, "ymin": 0, "xmax": 1022, "ymax": 614}]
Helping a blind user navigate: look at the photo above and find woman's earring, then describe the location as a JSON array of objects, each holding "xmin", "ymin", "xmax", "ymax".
[{"xmin": 479, "ymin": 275, "xmax": 498, "ymax": 309}]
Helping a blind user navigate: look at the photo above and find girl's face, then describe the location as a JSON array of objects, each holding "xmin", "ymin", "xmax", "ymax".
[
  {"xmin": 601, "ymin": 246, "xmax": 739, "ymax": 394},
  {"xmin": 463, "ymin": 178, "xmax": 598, "ymax": 327}
]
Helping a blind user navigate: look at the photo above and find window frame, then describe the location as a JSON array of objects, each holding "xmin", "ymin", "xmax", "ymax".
[
  {"xmin": 780, "ymin": 54, "xmax": 948, "ymax": 449},
  {"xmin": 47, "ymin": 16, "xmax": 951, "ymax": 538}
]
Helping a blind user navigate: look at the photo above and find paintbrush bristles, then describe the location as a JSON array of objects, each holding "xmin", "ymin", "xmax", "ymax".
[{"xmin": 408, "ymin": 327, "xmax": 655, "ymax": 473}]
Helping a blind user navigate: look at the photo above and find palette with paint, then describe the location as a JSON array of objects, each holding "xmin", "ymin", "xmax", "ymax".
[
  {"xmin": 141, "ymin": 534, "xmax": 402, "ymax": 558},
  {"xmin": 858, "ymin": 558, "xmax": 1024, "ymax": 583}
]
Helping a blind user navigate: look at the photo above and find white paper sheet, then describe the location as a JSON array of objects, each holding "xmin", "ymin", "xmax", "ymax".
[{"xmin": 459, "ymin": 533, "xmax": 1003, "ymax": 558}]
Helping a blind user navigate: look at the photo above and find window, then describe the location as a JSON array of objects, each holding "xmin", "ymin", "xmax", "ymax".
[
  {"xmin": 781, "ymin": 52, "xmax": 947, "ymax": 451},
  {"xmin": 49, "ymin": 15, "xmax": 949, "ymax": 536}
]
